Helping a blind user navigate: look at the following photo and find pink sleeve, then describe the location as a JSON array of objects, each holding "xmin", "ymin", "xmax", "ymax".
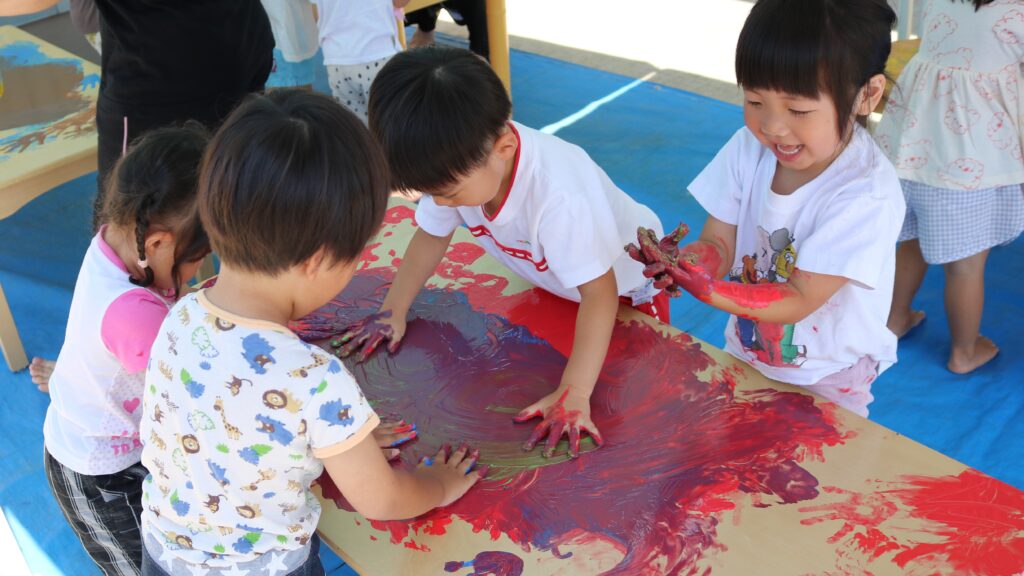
[{"xmin": 101, "ymin": 289, "xmax": 170, "ymax": 373}]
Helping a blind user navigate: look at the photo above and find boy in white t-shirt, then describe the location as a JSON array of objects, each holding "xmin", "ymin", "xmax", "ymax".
[
  {"xmin": 338, "ymin": 47, "xmax": 667, "ymax": 460},
  {"xmin": 628, "ymin": 0, "xmax": 905, "ymax": 417},
  {"xmin": 313, "ymin": 0, "xmax": 406, "ymax": 123},
  {"xmin": 139, "ymin": 90, "xmax": 484, "ymax": 575}
]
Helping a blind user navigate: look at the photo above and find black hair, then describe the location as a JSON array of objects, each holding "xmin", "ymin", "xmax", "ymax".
[
  {"xmin": 736, "ymin": 0, "xmax": 896, "ymax": 138},
  {"xmin": 962, "ymin": 0, "xmax": 994, "ymax": 10},
  {"xmin": 368, "ymin": 46, "xmax": 512, "ymax": 194},
  {"xmin": 198, "ymin": 89, "xmax": 389, "ymax": 274},
  {"xmin": 102, "ymin": 124, "xmax": 210, "ymax": 297}
]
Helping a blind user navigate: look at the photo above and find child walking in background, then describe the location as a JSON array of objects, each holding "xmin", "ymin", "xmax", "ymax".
[
  {"xmin": 339, "ymin": 47, "xmax": 667, "ymax": 459},
  {"xmin": 314, "ymin": 0, "xmax": 408, "ymax": 123},
  {"xmin": 875, "ymin": 0, "xmax": 1024, "ymax": 374},
  {"xmin": 629, "ymin": 0, "xmax": 904, "ymax": 418},
  {"xmin": 139, "ymin": 90, "xmax": 484, "ymax": 575},
  {"xmin": 43, "ymin": 125, "xmax": 212, "ymax": 575}
]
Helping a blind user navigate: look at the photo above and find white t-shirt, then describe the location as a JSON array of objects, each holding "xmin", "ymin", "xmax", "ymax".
[
  {"xmin": 875, "ymin": 0, "xmax": 1024, "ymax": 190},
  {"xmin": 260, "ymin": 0, "xmax": 319, "ymax": 63},
  {"xmin": 44, "ymin": 231, "xmax": 172, "ymax": 476},
  {"xmin": 689, "ymin": 125, "xmax": 905, "ymax": 385},
  {"xmin": 313, "ymin": 0, "xmax": 401, "ymax": 66},
  {"xmin": 140, "ymin": 291, "xmax": 378, "ymax": 571},
  {"xmin": 416, "ymin": 122, "xmax": 664, "ymax": 303}
]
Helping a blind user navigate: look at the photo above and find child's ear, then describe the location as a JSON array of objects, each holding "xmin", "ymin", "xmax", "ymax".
[
  {"xmin": 858, "ymin": 74, "xmax": 887, "ymax": 116},
  {"xmin": 144, "ymin": 230, "xmax": 174, "ymax": 258},
  {"xmin": 492, "ymin": 126, "xmax": 519, "ymax": 161},
  {"xmin": 301, "ymin": 248, "xmax": 330, "ymax": 279}
]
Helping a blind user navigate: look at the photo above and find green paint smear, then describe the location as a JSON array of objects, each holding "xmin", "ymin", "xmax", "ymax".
[
  {"xmin": 277, "ymin": 535, "xmax": 288, "ymax": 544},
  {"xmin": 289, "ymin": 454, "xmax": 303, "ymax": 460},
  {"xmin": 216, "ymin": 444, "xmax": 229, "ymax": 453},
  {"xmin": 315, "ymin": 380, "xmax": 327, "ymax": 394},
  {"xmin": 251, "ymin": 444, "xmax": 272, "ymax": 456},
  {"xmin": 213, "ymin": 544, "xmax": 225, "ymax": 553},
  {"xmin": 244, "ymin": 532, "xmax": 262, "ymax": 544}
]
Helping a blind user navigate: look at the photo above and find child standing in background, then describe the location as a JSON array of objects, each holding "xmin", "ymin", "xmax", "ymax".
[
  {"xmin": 630, "ymin": 0, "xmax": 904, "ymax": 418},
  {"xmin": 875, "ymin": 0, "xmax": 1024, "ymax": 374},
  {"xmin": 43, "ymin": 126, "xmax": 211, "ymax": 575},
  {"xmin": 339, "ymin": 47, "xmax": 667, "ymax": 460},
  {"xmin": 139, "ymin": 91, "xmax": 484, "ymax": 575},
  {"xmin": 314, "ymin": 0, "xmax": 408, "ymax": 123}
]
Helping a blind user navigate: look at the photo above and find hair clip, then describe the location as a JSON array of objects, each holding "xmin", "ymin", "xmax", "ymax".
[{"xmin": 137, "ymin": 259, "xmax": 149, "ymax": 269}]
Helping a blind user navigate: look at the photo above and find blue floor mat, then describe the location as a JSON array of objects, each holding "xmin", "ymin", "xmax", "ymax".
[{"xmin": 1, "ymin": 41, "xmax": 1021, "ymax": 575}]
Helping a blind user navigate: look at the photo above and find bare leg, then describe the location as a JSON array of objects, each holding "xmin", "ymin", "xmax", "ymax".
[
  {"xmin": 409, "ymin": 29, "xmax": 436, "ymax": 49},
  {"xmin": 944, "ymin": 249, "xmax": 999, "ymax": 374},
  {"xmin": 29, "ymin": 357, "xmax": 54, "ymax": 393},
  {"xmin": 887, "ymin": 239, "xmax": 928, "ymax": 337}
]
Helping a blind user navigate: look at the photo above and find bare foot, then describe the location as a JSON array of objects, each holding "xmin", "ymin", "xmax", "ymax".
[
  {"xmin": 409, "ymin": 29, "xmax": 435, "ymax": 50},
  {"xmin": 948, "ymin": 336, "xmax": 999, "ymax": 374},
  {"xmin": 29, "ymin": 357, "xmax": 54, "ymax": 393},
  {"xmin": 887, "ymin": 309, "xmax": 926, "ymax": 338}
]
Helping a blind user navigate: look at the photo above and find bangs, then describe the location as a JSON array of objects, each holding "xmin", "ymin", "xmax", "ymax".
[{"xmin": 735, "ymin": 0, "xmax": 826, "ymax": 98}]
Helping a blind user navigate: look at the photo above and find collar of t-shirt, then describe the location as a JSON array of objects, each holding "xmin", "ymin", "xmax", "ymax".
[
  {"xmin": 762, "ymin": 124, "xmax": 872, "ymax": 213},
  {"xmin": 479, "ymin": 121, "xmax": 527, "ymax": 227},
  {"xmin": 196, "ymin": 290, "xmax": 299, "ymax": 338}
]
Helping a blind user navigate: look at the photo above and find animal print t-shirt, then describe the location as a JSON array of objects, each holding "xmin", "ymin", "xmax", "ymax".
[{"xmin": 140, "ymin": 290, "xmax": 378, "ymax": 571}]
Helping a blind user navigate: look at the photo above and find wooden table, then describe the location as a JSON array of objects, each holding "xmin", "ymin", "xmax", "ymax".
[
  {"xmin": 303, "ymin": 199, "xmax": 1024, "ymax": 576},
  {"xmin": 401, "ymin": 0, "xmax": 510, "ymax": 93},
  {"xmin": 0, "ymin": 25, "xmax": 99, "ymax": 371}
]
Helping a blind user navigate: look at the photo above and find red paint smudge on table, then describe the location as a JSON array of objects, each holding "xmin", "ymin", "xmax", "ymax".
[
  {"xmin": 404, "ymin": 540, "xmax": 431, "ymax": 552},
  {"xmin": 299, "ymin": 271, "xmax": 849, "ymax": 574},
  {"xmin": 357, "ymin": 242, "xmax": 382, "ymax": 271},
  {"xmin": 800, "ymin": 470, "xmax": 1024, "ymax": 575},
  {"xmin": 384, "ymin": 205, "xmax": 417, "ymax": 224}
]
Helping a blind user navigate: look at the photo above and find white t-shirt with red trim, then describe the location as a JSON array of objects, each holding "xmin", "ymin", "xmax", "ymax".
[
  {"xmin": 416, "ymin": 122, "xmax": 664, "ymax": 303},
  {"xmin": 44, "ymin": 229, "xmax": 173, "ymax": 475}
]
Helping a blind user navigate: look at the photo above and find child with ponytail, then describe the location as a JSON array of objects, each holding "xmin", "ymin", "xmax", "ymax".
[{"xmin": 42, "ymin": 125, "xmax": 212, "ymax": 575}]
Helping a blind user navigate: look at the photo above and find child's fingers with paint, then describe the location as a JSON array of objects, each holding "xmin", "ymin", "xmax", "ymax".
[
  {"xmin": 373, "ymin": 419, "xmax": 418, "ymax": 460},
  {"xmin": 515, "ymin": 389, "xmax": 602, "ymax": 459},
  {"xmin": 416, "ymin": 443, "xmax": 489, "ymax": 507},
  {"xmin": 333, "ymin": 309, "xmax": 406, "ymax": 361}
]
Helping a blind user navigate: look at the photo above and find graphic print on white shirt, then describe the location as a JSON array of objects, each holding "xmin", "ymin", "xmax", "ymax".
[{"xmin": 689, "ymin": 125, "xmax": 905, "ymax": 385}]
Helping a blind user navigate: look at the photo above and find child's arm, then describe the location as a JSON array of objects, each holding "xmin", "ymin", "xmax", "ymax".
[
  {"xmin": 514, "ymin": 269, "xmax": 618, "ymax": 459},
  {"xmin": 323, "ymin": 434, "xmax": 486, "ymax": 520},
  {"xmin": 631, "ymin": 217, "xmax": 847, "ymax": 325},
  {"xmin": 337, "ymin": 228, "xmax": 454, "ymax": 360}
]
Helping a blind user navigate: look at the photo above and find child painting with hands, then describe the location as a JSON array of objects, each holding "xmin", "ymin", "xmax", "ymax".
[
  {"xmin": 337, "ymin": 47, "xmax": 669, "ymax": 460},
  {"xmin": 629, "ymin": 0, "xmax": 905, "ymax": 418},
  {"xmin": 139, "ymin": 90, "xmax": 485, "ymax": 576}
]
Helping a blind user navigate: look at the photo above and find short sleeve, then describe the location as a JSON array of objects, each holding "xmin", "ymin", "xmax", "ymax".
[
  {"xmin": 538, "ymin": 192, "xmax": 622, "ymax": 290},
  {"xmin": 101, "ymin": 289, "xmax": 171, "ymax": 373},
  {"xmin": 688, "ymin": 128, "xmax": 760, "ymax": 226},
  {"xmin": 797, "ymin": 190, "xmax": 904, "ymax": 289},
  {"xmin": 415, "ymin": 195, "xmax": 464, "ymax": 238},
  {"xmin": 306, "ymin": 354, "xmax": 380, "ymax": 458}
]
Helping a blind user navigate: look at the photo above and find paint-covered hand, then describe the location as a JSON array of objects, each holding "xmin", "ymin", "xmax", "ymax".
[
  {"xmin": 417, "ymin": 443, "xmax": 489, "ymax": 507},
  {"xmin": 332, "ymin": 309, "xmax": 406, "ymax": 362},
  {"xmin": 625, "ymin": 224, "xmax": 693, "ymax": 297},
  {"xmin": 653, "ymin": 259, "xmax": 715, "ymax": 302},
  {"xmin": 514, "ymin": 389, "xmax": 603, "ymax": 459},
  {"xmin": 373, "ymin": 418, "xmax": 418, "ymax": 461}
]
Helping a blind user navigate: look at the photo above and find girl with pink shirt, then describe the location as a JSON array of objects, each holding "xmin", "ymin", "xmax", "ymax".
[{"xmin": 42, "ymin": 125, "xmax": 212, "ymax": 575}]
